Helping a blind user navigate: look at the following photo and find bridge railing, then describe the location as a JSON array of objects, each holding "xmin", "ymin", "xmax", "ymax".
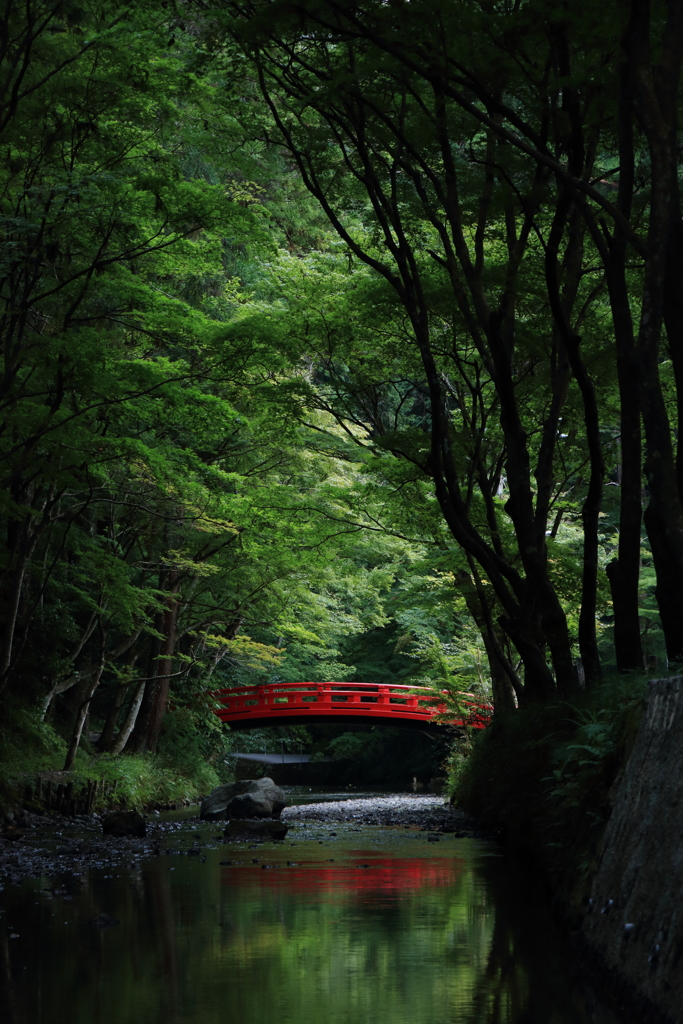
[{"xmin": 211, "ymin": 681, "xmax": 492, "ymax": 728}]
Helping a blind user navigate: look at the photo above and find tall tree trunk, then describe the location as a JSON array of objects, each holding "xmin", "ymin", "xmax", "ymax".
[
  {"xmin": 250, "ymin": 15, "xmax": 578, "ymax": 701},
  {"xmin": 545, "ymin": 34, "xmax": 604, "ymax": 686},
  {"xmin": 126, "ymin": 574, "xmax": 180, "ymax": 754},
  {"xmin": 572, "ymin": 350, "xmax": 604, "ymax": 686},
  {"xmin": 597, "ymin": 30, "xmax": 645, "ymax": 673},
  {"xmin": 605, "ymin": 300, "xmax": 644, "ymax": 672},
  {"xmin": 628, "ymin": 0, "xmax": 683, "ymax": 663},
  {"xmin": 144, "ymin": 580, "xmax": 180, "ymax": 754}
]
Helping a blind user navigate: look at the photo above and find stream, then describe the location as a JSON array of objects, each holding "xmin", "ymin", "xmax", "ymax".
[{"xmin": 0, "ymin": 792, "xmax": 621, "ymax": 1024}]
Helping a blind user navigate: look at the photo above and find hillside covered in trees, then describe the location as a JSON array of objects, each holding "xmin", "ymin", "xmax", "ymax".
[{"xmin": 2, "ymin": 0, "xmax": 681, "ymax": 798}]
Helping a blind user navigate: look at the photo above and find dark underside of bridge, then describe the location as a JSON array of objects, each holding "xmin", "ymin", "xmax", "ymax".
[{"xmin": 217, "ymin": 713, "xmax": 454, "ymax": 733}]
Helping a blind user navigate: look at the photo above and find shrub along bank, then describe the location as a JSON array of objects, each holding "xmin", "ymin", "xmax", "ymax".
[
  {"xmin": 0, "ymin": 702, "xmax": 232, "ymax": 820},
  {"xmin": 450, "ymin": 673, "xmax": 648, "ymax": 924}
]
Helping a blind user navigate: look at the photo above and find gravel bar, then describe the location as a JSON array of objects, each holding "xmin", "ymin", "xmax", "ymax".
[{"xmin": 282, "ymin": 794, "xmax": 482, "ymax": 833}]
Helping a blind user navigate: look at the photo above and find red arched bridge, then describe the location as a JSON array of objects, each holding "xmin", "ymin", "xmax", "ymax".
[{"xmin": 212, "ymin": 682, "xmax": 492, "ymax": 730}]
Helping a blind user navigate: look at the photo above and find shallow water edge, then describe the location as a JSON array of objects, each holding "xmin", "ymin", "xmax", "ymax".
[{"xmin": 1, "ymin": 794, "xmax": 623, "ymax": 1024}]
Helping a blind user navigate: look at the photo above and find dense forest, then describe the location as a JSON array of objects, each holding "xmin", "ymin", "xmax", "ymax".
[{"xmin": 2, "ymin": 0, "xmax": 682, "ymax": 798}]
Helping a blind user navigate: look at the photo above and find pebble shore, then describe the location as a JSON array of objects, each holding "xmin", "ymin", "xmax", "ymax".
[
  {"xmin": 283, "ymin": 794, "xmax": 478, "ymax": 832},
  {"xmin": 0, "ymin": 794, "xmax": 486, "ymax": 889}
]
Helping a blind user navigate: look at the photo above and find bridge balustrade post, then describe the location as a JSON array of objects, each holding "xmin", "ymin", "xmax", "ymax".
[{"xmin": 211, "ymin": 681, "xmax": 491, "ymax": 728}]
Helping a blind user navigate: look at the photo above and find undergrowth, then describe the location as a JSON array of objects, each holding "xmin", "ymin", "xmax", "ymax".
[
  {"xmin": 450, "ymin": 672, "xmax": 650, "ymax": 916},
  {"xmin": 0, "ymin": 702, "xmax": 233, "ymax": 814}
]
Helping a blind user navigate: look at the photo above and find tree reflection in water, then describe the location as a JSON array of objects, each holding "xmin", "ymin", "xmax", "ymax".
[
  {"xmin": 472, "ymin": 854, "xmax": 621, "ymax": 1024},
  {"xmin": 0, "ymin": 835, "xmax": 619, "ymax": 1024}
]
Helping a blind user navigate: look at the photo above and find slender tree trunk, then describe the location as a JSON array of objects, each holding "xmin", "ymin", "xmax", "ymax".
[
  {"xmin": 110, "ymin": 677, "xmax": 147, "ymax": 755},
  {"xmin": 566, "ymin": 334, "xmax": 604, "ymax": 684},
  {"xmin": 98, "ymin": 651, "xmax": 139, "ymax": 751},
  {"xmin": 598, "ymin": 31, "xmax": 645, "ymax": 673},
  {"xmin": 485, "ymin": 315, "xmax": 575, "ymax": 698},
  {"xmin": 423, "ymin": 313, "xmax": 564, "ymax": 701},
  {"xmin": 605, "ymin": 299, "xmax": 644, "ymax": 672},
  {"xmin": 97, "ymin": 684, "xmax": 128, "ymax": 752},
  {"xmin": 144, "ymin": 578, "xmax": 180, "ymax": 753},
  {"xmin": 40, "ymin": 619, "xmax": 140, "ymax": 720},
  {"xmin": 0, "ymin": 555, "xmax": 29, "ymax": 691},
  {"xmin": 457, "ymin": 568, "xmax": 518, "ymax": 715},
  {"xmin": 126, "ymin": 626, "xmax": 163, "ymax": 754},
  {"xmin": 40, "ymin": 609, "xmax": 100, "ymax": 719},
  {"xmin": 543, "ymin": 36, "xmax": 604, "ymax": 686},
  {"xmin": 0, "ymin": 480, "xmax": 60, "ymax": 694},
  {"xmin": 63, "ymin": 626, "xmax": 106, "ymax": 772}
]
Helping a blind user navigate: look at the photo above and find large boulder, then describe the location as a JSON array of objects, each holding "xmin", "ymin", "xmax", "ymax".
[
  {"xmin": 224, "ymin": 818, "xmax": 289, "ymax": 841},
  {"xmin": 200, "ymin": 778, "xmax": 286, "ymax": 821},
  {"xmin": 102, "ymin": 810, "xmax": 146, "ymax": 837}
]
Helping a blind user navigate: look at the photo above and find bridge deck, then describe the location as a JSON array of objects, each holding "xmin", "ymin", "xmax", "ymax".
[{"xmin": 212, "ymin": 682, "xmax": 491, "ymax": 729}]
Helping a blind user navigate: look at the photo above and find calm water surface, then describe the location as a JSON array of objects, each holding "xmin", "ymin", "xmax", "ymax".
[{"xmin": 0, "ymin": 809, "xmax": 619, "ymax": 1024}]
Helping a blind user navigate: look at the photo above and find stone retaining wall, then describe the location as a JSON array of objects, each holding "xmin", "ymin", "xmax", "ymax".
[{"xmin": 582, "ymin": 676, "xmax": 683, "ymax": 1024}]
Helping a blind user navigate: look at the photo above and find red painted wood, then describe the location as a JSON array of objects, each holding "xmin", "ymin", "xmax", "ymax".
[{"xmin": 212, "ymin": 682, "xmax": 492, "ymax": 729}]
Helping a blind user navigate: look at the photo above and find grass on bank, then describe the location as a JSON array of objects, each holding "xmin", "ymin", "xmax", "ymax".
[
  {"xmin": 0, "ymin": 705, "xmax": 233, "ymax": 815},
  {"xmin": 448, "ymin": 671, "xmax": 650, "ymax": 919}
]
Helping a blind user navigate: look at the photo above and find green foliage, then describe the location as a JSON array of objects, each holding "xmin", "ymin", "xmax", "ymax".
[
  {"xmin": 218, "ymin": 0, "xmax": 683, "ymax": 699},
  {"xmin": 70, "ymin": 753, "xmax": 218, "ymax": 810},
  {"xmin": 0, "ymin": 701, "xmax": 222, "ymax": 812},
  {"xmin": 157, "ymin": 708, "xmax": 229, "ymax": 788},
  {"xmin": 0, "ymin": 704, "xmax": 67, "ymax": 777},
  {"xmin": 0, "ymin": 0, "xmax": 422, "ymax": 775},
  {"xmin": 2, "ymin": 0, "xmax": 681, "ymax": 801}
]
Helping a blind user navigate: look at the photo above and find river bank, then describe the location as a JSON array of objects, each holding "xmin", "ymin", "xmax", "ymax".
[
  {"xmin": 453, "ymin": 676, "xmax": 683, "ymax": 1024},
  {"xmin": 0, "ymin": 792, "xmax": 486, "ymax": 889}
]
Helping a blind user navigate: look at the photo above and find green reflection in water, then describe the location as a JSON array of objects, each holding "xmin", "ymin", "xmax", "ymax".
[{"xmin": 0, "ymin": 831, "xmax": 615, "ymax": 1024}]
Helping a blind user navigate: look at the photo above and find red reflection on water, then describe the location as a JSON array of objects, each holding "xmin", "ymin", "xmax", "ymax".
[{"xmin": 220, "ymin": 854, "xmax": 463, "ymax": 900}]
